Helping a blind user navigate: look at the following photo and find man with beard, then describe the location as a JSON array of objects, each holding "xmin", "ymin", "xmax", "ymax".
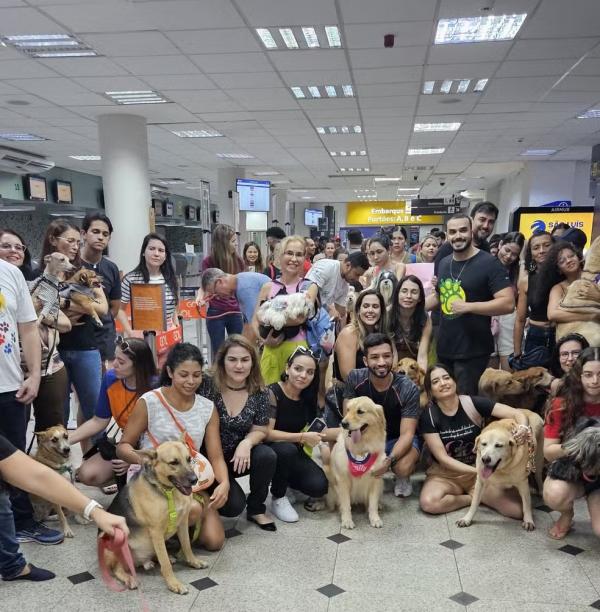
[
  {"xmin": 431, "ymin": 214, "xmax": 514, "ymax": 395},
  {"xmin": 303, "ymin": 237, "xmax": 316, "ymax": 274},
  {"xmin": 342, "ymin": 333, "xmax": 419, "ymax": 497}
]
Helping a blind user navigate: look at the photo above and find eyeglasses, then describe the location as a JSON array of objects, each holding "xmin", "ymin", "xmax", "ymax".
[
  {"xmin": 57, "ymin": 236, "xmax": 80, "ymax": 245},
  {"xmin": 288, "ymin": 345, "xmax": 317, "ymax": 362},
  {"xmin": 559, "ymin": 350, "xmax": 581, "ymax": 360},
  {"xmin": 0, "ymin": 243, "xmax": 26, "ymax": 252},
  {"xmin": 115, "ymin": 336, "xmax": 136, "ymax": 359}
]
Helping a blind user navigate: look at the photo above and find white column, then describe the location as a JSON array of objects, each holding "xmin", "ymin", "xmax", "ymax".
[
  {"xmin": 215, "ymin": 167, "xmax": 239, "ymax": 227},
  {"xmin": 98, "ymin": 113, "xmax": 151, "ymax": 273}
]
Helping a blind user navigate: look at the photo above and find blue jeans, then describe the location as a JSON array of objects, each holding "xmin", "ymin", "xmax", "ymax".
[
  {"xmin": 0, "ymin": 488, "xmax": 26, "ymax": 579},
  {"xmin": 206, "ymin": 309, "xmax": 243, "ymax": 358},
  {"xmin": 59, "ymin": 349, "xmax": 102, "ymax": 425}
]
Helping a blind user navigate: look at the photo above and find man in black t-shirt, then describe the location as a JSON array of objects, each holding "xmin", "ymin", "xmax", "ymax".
[
  {"xmin": 431, "ymin": 214, "xmax": 514, "ymax": 395},
  {"xmin": 80, "ymin": 212, "xmax": 121, "ymax": 363},
  {"xmin": 343, "ymin": 333, "xmax": 419, "ymax": 497}
]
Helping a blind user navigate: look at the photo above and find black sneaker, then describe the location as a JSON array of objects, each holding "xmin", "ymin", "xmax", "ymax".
[{"xmin": 15, "ymin": 521, "xmax": 64, "ymax": 545}]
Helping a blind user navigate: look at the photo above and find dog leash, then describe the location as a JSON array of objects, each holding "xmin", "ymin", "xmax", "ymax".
[{"xmin": 98, "ymin": 527, "xmax": 149, "ymax": 611}]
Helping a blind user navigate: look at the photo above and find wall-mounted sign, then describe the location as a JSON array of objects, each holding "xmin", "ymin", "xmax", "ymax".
[
  {"xmin": 346, "ymin": 201, "xmax": 443, "ymax": 226},
  {"xmin": 539, "ymin": 200, "xmax": 571, "ymax": 208},
  {"xmin": 408, "ymin": 198, "xmax": 460, "ymax": 216},
  {"xmin": 512, "ymin": 206, "xmax": 594, "ymax": 248}
]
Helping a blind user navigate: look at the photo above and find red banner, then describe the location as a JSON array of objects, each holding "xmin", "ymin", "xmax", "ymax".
[
  {"xmin": 178, "ymin": 299, "xmax": 202, "ymax": 320},
  {"xmin": 156, "ymin": 326, "xmax": 183, "ymax": 356}
]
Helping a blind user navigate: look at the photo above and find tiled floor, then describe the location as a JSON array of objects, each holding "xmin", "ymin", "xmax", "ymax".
[{"xmin": 4, "ymin": 474, "xmax": 600, "ymax": 611}]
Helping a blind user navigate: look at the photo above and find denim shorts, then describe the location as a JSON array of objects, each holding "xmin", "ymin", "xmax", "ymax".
[{"xmin": 386, "ymin": 435, "xmax": 421, "ymax": 455}]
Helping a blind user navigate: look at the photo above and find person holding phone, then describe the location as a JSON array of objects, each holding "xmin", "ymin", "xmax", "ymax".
[{"xmin": 266, "ymin": 347, "xmax": 328, "ymax": 523}]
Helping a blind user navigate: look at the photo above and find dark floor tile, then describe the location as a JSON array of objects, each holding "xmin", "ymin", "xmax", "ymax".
[
  {"xmin": 559, "ymin": 544, "xmax": 585, "ymax": 556},
  {"xmin": 190, "ymin": 577, "xmax": 218, "ymax": 591},
  {"xmin": 590, "ymin": 600, "xmax": 600, "ymax": 610},
  {"xmin": 440, "ymin": 539, "xmax": 464, "ymax": 550},
  {"xmin": 535, "ymin": 504, "xmax": 552, "ymax": 513},
  {"xmin": 449, "ymin": 591, "xmax": 479, "ymax": 606},
  {"xmin": 68, "ymin": 571, "xmax": 95, "ymax": 585},
  {"xmin": 327, "ymin": 533, "xmax": 351, "ymax": 544},
  {"xmin": 225, "ymin": 528, "xmax": 242, "ymax": 539},
  {"xmin": 317, "ymin": 583, "xmax": 345, "ymax": 598}
]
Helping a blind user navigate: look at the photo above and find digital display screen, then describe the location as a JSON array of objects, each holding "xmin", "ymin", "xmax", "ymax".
[
  {"xmin": 237, "ymin": 178, "xmax": 270, "ymax": 212},
  {"xmin": 27, "ymin": 175, "xmax": 47, "ymax": 201},
  {"xmin": 56, "ymin": 180, "xmax": 72, "ymax": 204},
  {"xmin": 304, "ymin": 208, "xmax": 323, "ymax": 226}
]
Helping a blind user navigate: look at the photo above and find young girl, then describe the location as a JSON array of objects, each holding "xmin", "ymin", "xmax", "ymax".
[
  {"xmin": 363, "ymin": 234, "xmax": 406, "ymax": 288},
  {"xmin": 70, "ymin": 337, "xmax": 157, "ymax": 491},
  {"xmin": 118, "ymin": 343, "xmax": 229, "ymax": 551},
  {"xmin": 267, "ymin": 347, "xmax": 328, "ymax": 522},
  {"xmin": 243, "ymin": 241, "xmax": 263, "ymax": 273},
  {"xmin": 198, "ymin": 335, "xmax": 276, "ymax": 531},
  {"xmin": 416, "ymin": 234, "xmax": 439, "ymax": 264},
  {"xmin": 390, "ymin": 227, "xmax": 414, "ymax": 265},
  {"xmin": 543, "ymin": 348, "xmax": 600, "ymax": 540},
  {"xmin": 419, "ymin": 364, "xmax": 531, "ymax": 517}
]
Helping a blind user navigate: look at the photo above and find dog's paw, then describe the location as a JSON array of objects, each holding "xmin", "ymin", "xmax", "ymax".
[
  {"xmin": 309, "ymin": 499, "xmax": 326, "ymax": 512},
  {"xmin": 167, "ymin": 580, "xmax": 189, "ymax": 595},
  {"xmin": 369, "ymin": 516, "xmax": 383, "ymax": 528},
  {"xmin": 142, "ymin": 560, "xmax": 155, "ymax": 571},
  {"xmin": 187, "ymin": 556, "xmax": 208, "ymax": 570},
  {"xmin": 125, "ymin": 575, "xmax": 138, "ymax": 590},
  {"xmin": 522, "ymin": 520, "xmax": 535, "ymax": 532},
  {"xmin": 341, "ymin": 517, "xmax": 355, "ymax": 530},
  {"xmin": 456, "ymin": 518, "xmax": 472, "ymax": 528},
  {"xmin": 63, "ymin": 526, "xmax": 74, "ymax": 538}
]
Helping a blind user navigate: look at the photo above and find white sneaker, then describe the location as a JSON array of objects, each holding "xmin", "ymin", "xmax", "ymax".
[
  {"xmin": 286, "ymin": 489, "xmax": 296, "ymax": 505},
  {"xmin": 394, "ymin": 477, "xmax": 413, "ymax": 498},
  {"xmin": 270, "ymin": 496, "xmax": 299, "ymax": 523}
]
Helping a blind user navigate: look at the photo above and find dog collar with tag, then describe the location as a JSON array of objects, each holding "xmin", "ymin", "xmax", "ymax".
[{"xmin": 346, "ymin": 450, "xmax": 379, "ymax": 477}]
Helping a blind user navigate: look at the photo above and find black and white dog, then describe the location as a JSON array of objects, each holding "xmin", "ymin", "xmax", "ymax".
[
  {"xmin": 375, "ymin": 270, "xmax": 398, "ymax": 311},
  {"xmin": 548, "ymin": 417, "xmax": 600, "ymax": 492}
]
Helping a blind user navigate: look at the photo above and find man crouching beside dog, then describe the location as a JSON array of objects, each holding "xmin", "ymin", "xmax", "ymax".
[{"xmin": 419, "ymin": 364, "xmax": 540, "ymax": 527}]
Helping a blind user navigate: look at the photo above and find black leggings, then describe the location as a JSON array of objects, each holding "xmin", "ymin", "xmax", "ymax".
[
  {"xmin": 269, "ymin": 441, "xmax": 328, "ymax": 499},
  {"xmin": 217, "ymin": 444, "xmax": 277, "ymax": 517}
]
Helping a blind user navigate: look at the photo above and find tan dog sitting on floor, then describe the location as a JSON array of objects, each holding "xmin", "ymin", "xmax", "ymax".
[
  {"xmin": 31, "ymin": 425, "xmax": 77, "ymax": 538},
  {"xmin": 103, "ymin": 441, "xmax": 207, "ymax": 595},
  {"xmin": 396, "ymin": 357, "xmax": 428, "ymax": 408},
  {"xmin": 456, "ymin": 410, "xmax": 544, "ymax": 532},
  {"xmin": 479, "ymin": 367, "xmax": 553, "ymax": 411},
  {"xmin": 327, "ymin": 397, "xmax": 387, "ymax": 529}
]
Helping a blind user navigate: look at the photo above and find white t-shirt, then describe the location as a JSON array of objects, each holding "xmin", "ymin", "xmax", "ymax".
[
  {"xmin": 0, "ymin": 259, "xmax": 37, "ymax": 393},
  {"xmin": 305, "ymin": 259, "xmax": 348, "ymax": 308}
]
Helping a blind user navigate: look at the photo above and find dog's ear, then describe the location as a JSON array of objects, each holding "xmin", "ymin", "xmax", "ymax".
[
  {"xmin": 43, "ymin": 254, "xmax": 52, "ymax": 264},
  {"xmin": 473, "ymin": 435, "xmax": 481, "ymax": 452},
  {"xmin": 138, "ymin": 448, "xmax": 158, "ymax": 466},
  {"xmin": 34, "ymin": 430, "xmax": 49, "ymax": 440}
]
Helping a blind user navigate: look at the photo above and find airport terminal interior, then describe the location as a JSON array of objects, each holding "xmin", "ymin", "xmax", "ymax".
[{"xmin": 1, "ymin": 0, "xmax": 600, "ymax": 610}]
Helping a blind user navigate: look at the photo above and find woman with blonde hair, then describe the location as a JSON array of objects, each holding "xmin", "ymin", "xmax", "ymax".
[
  {"xmin": 198, "ymin": 335, "xmax": 276, "ymax": 531},
  {"xmin": 202, "ymin": 224, "xmax": 245, "ymax": 357},
  {"xmin": 252, "ymin": 235, "xmax": 318, "ymax": 384}
]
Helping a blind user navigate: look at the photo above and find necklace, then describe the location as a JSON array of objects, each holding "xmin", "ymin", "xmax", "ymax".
[
  {"xmin": 449, "ymin": 255, "xmax": 472, "ymax": 283},
  {"xmin": 225, "ymin": 383, "xmax": 247, "ymax": 391}
]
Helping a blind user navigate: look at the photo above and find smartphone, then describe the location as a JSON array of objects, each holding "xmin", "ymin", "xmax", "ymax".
[{"xmin": 307, "ymin": 417, "xmax": 327, "ymax": 433}]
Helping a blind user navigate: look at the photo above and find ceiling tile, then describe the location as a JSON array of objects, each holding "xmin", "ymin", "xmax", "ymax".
[
  {"xmin": 237, "ymin": 0, "xmax": 337, "ymax": 25},
  {"xmin": 507, "ymin": 37, "xmax": 599, "ymax": 61},
  {"xmin": 520, "ymin": 0, "xmax": 600, "ymax": 38},
  {"xmin": 482, "ymin": 76, "xmax": 558, "ymax": 103},
  {"xmin": 210, "ymin": 72, "xmax": 284, "ymax": 89},
  {"xmin": 82, "ymin": 32, "xmax": 180, "ymax": 57},
  {"xmin": 190, "ymin": 53, "xmax": 272, "ymax": 73},
  {"xmin": 349, "ymin": 46, "xmax": 427, "ymax": 69},
  {"xmin": 353, "ymin": 66, "xmax": 422, "ymax": 84},
  {"xmin": 340, "ymin": 0, "xmax": 437, "ymax": 23},
  {"xmin": 38, "ymin": 57, "xmax": 129, "ymax": 78},
  {"xmin": 496, "ymin": 59, "xmax": 575, "ymax": 78},
  {"xmin": 0, "ymin": 6, "xmax": 67, "ymax": 34},
  {"xmin": 423, "ymin": 62, "xmax": 498, "ymax": 80},
  {"xmin": 74, "ymin": 75, "xmax": 154, "ymax": 93},
  {"xmin": 165, "ymin": 90, "xmax": 243, "ymax": 113},
  {"xmin": 344, "ymin": 21, "xmax": 433, "ymax": 49},
  {"xmin": 279, "ymin": 69, "xmax": 352, "ymax": 87},
  {"xmin": 270, "ymin": 50, "xmax": 348, "ymax": 72},
  {"xmin": 226, "ymin": 87, "xmax": 299, "ymax": 111},
  {"xmin": 113, "ymin": 55, "xmax": 200, "ymax": 76},
  {"xmin": 356, "ymin": 82, "xmax": 420, "ymax": 97},
  {"xmin": 552, "ymin": 76, "xmax": 600, "ymax": 92},
  {"xmin": 165, "ymin": 29, "xmax": 261, "ymax": 54},
  {"xmin": 138, "ymin": 74, "xmax": 216, "ymax": 91},
  {"xmin": 0, "ymin": 60, "xmax": 59, "ymax": 79},
  {"xmin": 428, "ymin": 42, "xmax": 512, "ymax": 64}
]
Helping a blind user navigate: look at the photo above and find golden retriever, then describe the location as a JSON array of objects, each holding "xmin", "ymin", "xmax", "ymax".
[
  {"xmin": 397, "ymin": 357, "xmax": 428, "ymax": 408},
  {"xmin": 103, "ymin": 441, "xmax": 207, "ymax": 594},
  {"xmin": 479, "ymin": 367, "xmax": 552, "ymax": 411},
  {"xmin": 326, "ymin": 397, "xmax": 387, "ymax": 529},
  {"xmin": 456, "ymin": 409, "xmax": 544, "ymax": 531}
]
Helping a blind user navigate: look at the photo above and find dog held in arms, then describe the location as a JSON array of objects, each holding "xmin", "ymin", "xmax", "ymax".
[
  {"xmin": 29, "ymin": 252, "xmax": 74, "ymax": 324},
  {"xmin": 326, "ymin": 397, "xmax": 387, "ymax": 529},
  {"xmin": 103, "ymin": 441, "xmax": 207, "ymax": 595},
  {"xmin": 61, "ymin": 268, "xmax": 105, "ymax": 328},
  {"xmin": 457, "ymin": 410, "xmax": 544, "ymax": 531}
]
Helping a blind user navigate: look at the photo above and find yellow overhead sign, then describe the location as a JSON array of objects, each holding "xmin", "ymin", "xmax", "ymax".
[
  {"xmin": 518, "ymin": 211, "xmax": 594, "ymax": 248},
  {"xmin": 346, "ymin": 201, "xmax": 443, "ymax": 225}
]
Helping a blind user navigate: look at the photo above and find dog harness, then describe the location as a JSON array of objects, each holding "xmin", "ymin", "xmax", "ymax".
[{"xmin": 346, "ymin": 450, "xmax": 379, "ymax": 478}]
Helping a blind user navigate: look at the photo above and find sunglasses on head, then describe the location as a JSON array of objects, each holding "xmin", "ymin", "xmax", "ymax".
[
  {"xmin": 115, "ymin": 336, "xmax": 136, "ymax": 359},
  {"xmin": 288, "ymin": 345, "xmax": 317, "ymax": 363}
]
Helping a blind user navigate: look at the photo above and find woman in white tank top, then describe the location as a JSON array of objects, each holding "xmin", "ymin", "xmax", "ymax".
[{"xmin": 118, "ymin": 343, "xmax": 229, "ymax": 551}]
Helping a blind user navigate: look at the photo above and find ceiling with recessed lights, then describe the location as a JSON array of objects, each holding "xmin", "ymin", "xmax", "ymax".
[{"xmin": 0, "ymin": 0, "xmax": 599, "ymax": 204}]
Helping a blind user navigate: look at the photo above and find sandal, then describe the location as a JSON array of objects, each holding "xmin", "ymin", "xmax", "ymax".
[{"xmin": 101, "ymin": 483, "xmax": 118, "ymax": 495}]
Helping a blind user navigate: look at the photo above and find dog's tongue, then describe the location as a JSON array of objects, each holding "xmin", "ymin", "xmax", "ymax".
[
  {"xmin": 481, "ymin": 466, "xmax": 494, "ymax": 480},
  {"xmin": 350, "ymin": 429, "xmax": 362, "ymax": 444}
]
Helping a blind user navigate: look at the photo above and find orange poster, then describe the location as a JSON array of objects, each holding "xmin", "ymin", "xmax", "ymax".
[{"xmin": 130, "ymin": 284, "xmax": 167, "ymax": 332}]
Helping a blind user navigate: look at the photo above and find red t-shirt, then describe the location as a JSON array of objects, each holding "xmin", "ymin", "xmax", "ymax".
[
  {"xmin": 303, "ymin": 259, "xmax": 312, "ymax": 275},
  {"xmin": 544, "ymin": 397, "xmax": 600, "ymax": 440}
]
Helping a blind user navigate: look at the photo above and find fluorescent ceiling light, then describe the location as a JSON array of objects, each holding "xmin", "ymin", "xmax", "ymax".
[
  {"xmin": 577, "ymin": 109, "xmax": 600, "ymax": 119},
  {"xmin": 423, "ymin": 81, "xmax": 435, "ymax": 95},
  {"xmin": 70, "ymin": 155, "xmax": 101, "ymax": 161},
  {"xmin": 397, "ymin": 187, "xmax": 421, "ymax": 191},
  {"xmin": 216, "ymin": 153, "xmax": 254, "ymax": 159},
  {"xmin": 473, "ymin": 78, "xmax": 488, "ymax": 92},
  {"xmin": 308, "ymin": 86, "xmax": 321, "ymax": 98},
  {"xmin": 414, "ymin": 122, "xmax": 461, "ymax": 132},
  {"xmin": 435, "ymin": 14, "xmax": 527, "ymax": 44},
  {"xmin": 301, "ymin": 196, "xmax": 314, "ymax": 199},
  {"xmin": 292, "ymin": 85, "xmax": 351, "ymax": 99},
  {"xmin": 157, "ymin": 178, "xmax": 185, "ymax": 185},
  {"xmin": 256, "ymin": 28, "xmax": 277, "ymax": 49},
  {"xmin": 374, "ymin": 177, "xmax": 401, "ymax": 182},
  {"xmin": 520, "ymin": 149, "xmax": 556, "ymax": 156},
  {"xmin": 291, "ymin": 86, "xmax": 305, "ymax": 99},
  {"xmin": 105, "ymin": 90, "xmax": 168, "ymax": 105},
  {"xmin": 339, "ymin": 168, "xmax": 369, "ymax": 172},
  {"xmin": 408, "ymin": 148, "xmax": 445, "ymax": 155},
  {"xmin": 0, "ymin": 133, "xmax": 47, "ymax": 141},
  {"xmin": 316, "ymin": 125, "xmax": 361, "ymax": 134},
  {"xmin": 253, "ymin": 171, "xmax": 281, "ymax": 176},
  {"xmin": 325, "ymin": 26, "xmax": 341, "ymax": 48},
  {"xmin": 440, "ymin": 80, "xmax": 453, "ymax": 94},
  {"xmin": 316, "ymin": 127, "xmax": 326, "ymax": 134},
  {"xmin": 325, "ymin": 85, "xmax": 337, "ymax": 97},
  {"xmin": 171, "ymin": 129, "xmax": 223, "ymax": 138},
  {"xmin": 457, "ymin": 79, "xmax": 471, "ymax": 93},
  {"xmin": 330, "ymin": 150, "xmax": 367, "ymax": 156},
  {"xmin": 302, "ymin": 27, "xmax": 320, "ymax": 48},
  {"xmin": 2, "ymin": 33, "xmax": 98, "ymax": 58},
  {"xmin": 6, "ymin": 34, "xmax": 71, "ymax": 41},
  {"xmin": 279, "ymin": 28, "xmax": 298, "ymax": 49},
  {"xmin": 353, "ymin": 125, "xmax": 362, "ymax": 133},
  {"xmin": 342, "ymin": 85, "xmax": 354, "ymax": 97},
  {"xmin": 35, "ymin": 50, "xmax": 97, "ymax": 57},
  {"xmin": 329, "ymin": 127, "xmax": 338, "ymax": 133}
]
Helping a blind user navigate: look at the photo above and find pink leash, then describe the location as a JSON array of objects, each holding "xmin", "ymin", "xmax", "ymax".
[{"xmin": 98, "ymin": 527, "xmax": 149, "ymax": 611}]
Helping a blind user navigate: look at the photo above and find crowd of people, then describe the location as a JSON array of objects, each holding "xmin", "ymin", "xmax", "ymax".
[{"xmin": 0, "ymin": 202, "xmax": 598, "ymax": 585}]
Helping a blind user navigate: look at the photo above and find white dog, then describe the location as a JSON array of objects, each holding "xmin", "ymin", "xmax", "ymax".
[{"xmin": 257, "ymin": 292, "xmax": 314, "ymax": 330}]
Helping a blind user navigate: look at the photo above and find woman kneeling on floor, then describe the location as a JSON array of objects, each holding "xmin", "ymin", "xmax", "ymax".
[
  {"xmin": 118, "ymin": 342, "xmax": 229, "ymax": 551},
  {"xmin": 543, "ymin": 347, "xmax": 600, "ymax": 540},
  {"xmin": 419, "ymin": 364, "xmax": 530, "ymax": 518},
  {"xmin": 70, "ymin": 337, "xmax": 157, "ymax": 493},
  {"xmin": 198, "ymin": 335, "xmax": 277, "ymax": 531},
  {"xmin": 266, "ymin": 347, "xmax": 328, "ymax": 523}
]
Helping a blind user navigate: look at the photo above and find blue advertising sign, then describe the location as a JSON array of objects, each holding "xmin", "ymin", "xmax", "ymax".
[{"xmin": 539, "ymin": 200, "xmax": 571, "ymax": 208}]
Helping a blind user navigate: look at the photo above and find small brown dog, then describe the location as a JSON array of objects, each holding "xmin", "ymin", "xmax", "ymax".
[
  {"xmin": 61, "ymin": 268, "xmax": 104, "ymax": 327},
  {"xmin": 29, "ymin": 252, "xmax": 74, "ymax": 324},
  {"xmin": 397, "ymin": 357, "xmax": 428, "ymax": 408},
  {"xmin": 479, "ymin": 367, "xmax": 552, "ymax": 411},
  {"xmin": 31, "ymin": 425, "xmax": 76, "ymax": 538}
]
